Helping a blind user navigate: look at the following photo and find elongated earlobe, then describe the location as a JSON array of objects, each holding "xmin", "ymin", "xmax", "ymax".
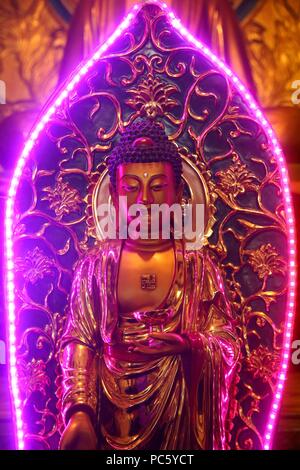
[
  {"xmin": 109, "ymin": 182, "xmax": 117, "ymax": 207},
  {"xmin": 177, "ymin": 180, "xmax": 184, "ymax": 203}
]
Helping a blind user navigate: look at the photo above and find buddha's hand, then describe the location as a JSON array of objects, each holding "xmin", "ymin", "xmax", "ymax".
[
  {"xmin": 132, "ymin": 332, "xmax": 189, "ymax": 357},
  {"xmin": 59, "ymin": 411, "xmax": 97, "ymax": 450}
]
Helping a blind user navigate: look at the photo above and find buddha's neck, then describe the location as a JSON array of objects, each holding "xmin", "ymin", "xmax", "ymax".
[{"xmin": 123, "ymin": 237, "xmax": 174, "ymax": 253}]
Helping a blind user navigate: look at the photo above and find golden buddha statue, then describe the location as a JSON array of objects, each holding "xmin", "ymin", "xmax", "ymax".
[{"xmin": 58, "ymin": 117, "xmax": 240, "ymax": 450}]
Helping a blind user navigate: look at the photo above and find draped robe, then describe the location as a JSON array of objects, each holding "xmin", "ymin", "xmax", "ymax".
[{"xmin": 59, "ymin": 238, "xmax": 239, "ymax": 450}]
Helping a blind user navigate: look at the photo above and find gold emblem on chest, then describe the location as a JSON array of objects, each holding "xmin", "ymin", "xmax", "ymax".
[{"xmin": 140, "ymin": 273, "xmax": 157, "ymax": 290}]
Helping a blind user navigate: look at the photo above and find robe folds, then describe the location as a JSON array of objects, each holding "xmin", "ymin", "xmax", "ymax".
[{"xmin": 59, "ymin": 238, "xmax": 239, "ymax": 450}]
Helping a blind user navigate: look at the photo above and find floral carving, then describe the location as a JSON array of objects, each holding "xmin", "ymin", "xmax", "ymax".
[
  {"xmin": 19, "ymin": 358, "xmax": 50, "ymax": 397},
  {"xmin": 126, "ymin": 72, "xmax": 179, "ymax": 118},
  {"xmin": 246, "ymin": 244, "xmax": 286, "ymax": 280},
  {"xmin": 246, "ymin": 345, "xmax": 280, "ymax": 382},
  {"xmin": 42, "ymin": 178, "xmax": 82, "ymax": 220},
  {"xmin": 216, "ymin": 159, "xmax": 258, "ymax": 198},
  {"xmin": 15, "ymin": 247, "xmax": 55, "ymax": 284}
]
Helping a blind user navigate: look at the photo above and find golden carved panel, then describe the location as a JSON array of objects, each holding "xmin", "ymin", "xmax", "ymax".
[
  {"xmin": 0, "ymin": 0, "xmax": 67, "ymax": 124},
  {"xmin": 242, "ymin": 0, "xmax": 300, "ymax": 108},
  {"xmin": 1, "ymin": 0, "xmax": 299, "ymax": 127}
]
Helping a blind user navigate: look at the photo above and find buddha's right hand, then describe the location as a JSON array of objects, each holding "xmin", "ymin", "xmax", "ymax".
[{"xmin": 59, "ymin": 411, "xmax": 97, "ymax": 450}]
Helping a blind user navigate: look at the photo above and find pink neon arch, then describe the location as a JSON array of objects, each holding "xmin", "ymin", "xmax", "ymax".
[{"xmin": 5, "ymin": 0, "xmax": 296, "ymax": 450}]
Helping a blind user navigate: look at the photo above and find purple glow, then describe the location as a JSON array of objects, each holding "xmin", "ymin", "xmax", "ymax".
[{"xmin": 5, "ymin": 0, "xmax": 296, "ymax": 450}]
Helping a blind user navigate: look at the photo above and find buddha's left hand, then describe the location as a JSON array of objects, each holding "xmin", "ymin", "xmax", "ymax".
[{"xmin": 132, "ymin": 332, "xmax": 189, "ymax": 356}]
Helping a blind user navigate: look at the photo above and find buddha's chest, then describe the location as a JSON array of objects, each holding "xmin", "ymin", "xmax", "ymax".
[{"xmin": 117, "ymin": 246, "xmax": 175, "ymax": 314}]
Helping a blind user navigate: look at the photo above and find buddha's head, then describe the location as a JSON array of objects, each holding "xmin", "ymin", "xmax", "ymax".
[{"xmin": 107, "ymin": 118, "xmax": 183, "ymax": 238}]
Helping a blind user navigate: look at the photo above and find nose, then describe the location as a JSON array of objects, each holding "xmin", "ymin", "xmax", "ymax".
[{"xmin": 138, "ymin": 183, "xmax": 152, "ymax": 206}]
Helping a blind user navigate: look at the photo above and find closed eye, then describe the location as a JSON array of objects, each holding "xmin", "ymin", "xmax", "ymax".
[
  {"xmin": 122, "ymin": 185, "xmax": 139, "ymax": 192},
  {"xmin": 150, "ymin": 183, "xmax": 168, "ymax": 191}
]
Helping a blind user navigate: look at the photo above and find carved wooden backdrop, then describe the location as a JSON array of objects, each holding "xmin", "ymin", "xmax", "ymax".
[
  {"xmin": 11, "ymin": 3, "xmax": 289, "ymax": 449},
  {"xmin": 1, "ymin": 0, "xmax": 300, "ymax": 127}
]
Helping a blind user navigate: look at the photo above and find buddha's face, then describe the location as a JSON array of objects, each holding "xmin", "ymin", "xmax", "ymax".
[{"xmin": 110, "ymin": 161, "xmax": 182, "ymax": 238}]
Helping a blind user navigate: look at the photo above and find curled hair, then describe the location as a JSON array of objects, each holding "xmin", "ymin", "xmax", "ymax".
[{"xmin": 107, "ymin": 118, "xmax": 182, "ymax": 189}]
